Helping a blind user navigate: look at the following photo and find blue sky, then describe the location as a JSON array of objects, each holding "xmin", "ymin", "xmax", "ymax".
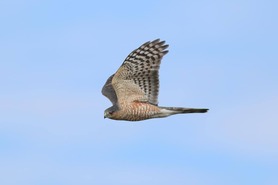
[{"xmin": 0, "ymin": 0, "xmax": 277, "ymax": 184}]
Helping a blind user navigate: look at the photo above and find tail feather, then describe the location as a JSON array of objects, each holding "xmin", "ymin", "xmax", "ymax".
[{"xmin": 159, "ymin": 106, "xmax": 209, "ymax": 114}]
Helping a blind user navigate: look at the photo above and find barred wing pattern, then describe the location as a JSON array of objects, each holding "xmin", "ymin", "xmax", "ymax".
[{"xmin": 114, "ymin": 39, "xmax": 168, "ymax": 105}]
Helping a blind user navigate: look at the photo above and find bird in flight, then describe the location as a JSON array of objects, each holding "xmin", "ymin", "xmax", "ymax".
[{"xmin": 102, "ymin": 39, "xmax": 208, "ymax": 121}]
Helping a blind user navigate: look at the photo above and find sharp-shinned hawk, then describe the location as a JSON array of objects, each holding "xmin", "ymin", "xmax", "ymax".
[{"xmin": 102, "ymin": 39, "xmax": 208, "ymax": 121}]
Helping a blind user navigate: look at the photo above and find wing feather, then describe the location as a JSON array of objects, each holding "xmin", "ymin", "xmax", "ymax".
[
  {"xmin": 112, "ymin": 39, "xmax": 168, "ymax": 105},
  {"xmin": 101, "ymin": 74, "xmax": 118, "ymax": 105}
]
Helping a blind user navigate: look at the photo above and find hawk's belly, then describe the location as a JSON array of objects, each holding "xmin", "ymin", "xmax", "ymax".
[{"xmin": 115, "ymin": 102, "xmax": 161, "ymax": 121}]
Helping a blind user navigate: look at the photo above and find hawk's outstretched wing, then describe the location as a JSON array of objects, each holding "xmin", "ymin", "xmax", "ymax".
[{"xmin": 112, "ymin": 39, "xmax": 168, "ymax": 105}]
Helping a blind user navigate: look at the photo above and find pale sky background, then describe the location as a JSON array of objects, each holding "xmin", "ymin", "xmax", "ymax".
[{"xmin": 0, "ymin": 0, "xmax": 278, "ymax": 185}]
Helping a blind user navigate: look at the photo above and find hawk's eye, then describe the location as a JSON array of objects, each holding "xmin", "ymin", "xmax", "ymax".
[{"xmin": 109, "ymin": 111, "xmax": 114, "ymax": 115}]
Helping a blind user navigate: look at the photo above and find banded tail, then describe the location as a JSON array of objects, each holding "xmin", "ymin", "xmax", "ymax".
[
  {"xmin": 156, "ymin": 106, "xmax": 209, "ymax": 118},
  {"xmin": 163, "ymin": 107, "xmax": 208, "ymax": 113}
]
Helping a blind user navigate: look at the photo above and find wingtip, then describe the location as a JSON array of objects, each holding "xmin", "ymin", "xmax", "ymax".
[{"xmin": 152, "ymin": 38, "xmax": 161, "ymax": 43}]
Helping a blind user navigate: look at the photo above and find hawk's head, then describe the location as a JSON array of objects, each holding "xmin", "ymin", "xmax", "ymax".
[{"xmin": 104, "ymin": 105, "xmax": 118, "ymax": 119}]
